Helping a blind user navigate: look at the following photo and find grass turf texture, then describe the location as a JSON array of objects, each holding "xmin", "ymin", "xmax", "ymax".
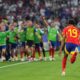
[{"xmin": 0, "ymin": 52, "xmax": 80, "ymax": 80}]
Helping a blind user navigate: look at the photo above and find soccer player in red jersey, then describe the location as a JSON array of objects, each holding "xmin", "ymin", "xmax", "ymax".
[{"xmin": 59, "ymin": 19, "xmax": 80, "ymax": 76}]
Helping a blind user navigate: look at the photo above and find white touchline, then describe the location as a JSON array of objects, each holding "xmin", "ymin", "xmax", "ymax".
[
  {"xmin": 0, "ymin": 61, "xmax": 29, "ymax": 69},
  {"xmin": 0, "ymin": 55, "xmax": 59, "ymax": 69}
]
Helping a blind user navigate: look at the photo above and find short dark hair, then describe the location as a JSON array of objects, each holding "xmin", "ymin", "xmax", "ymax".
[{"xmin": 68, "ymin": 19, "xmax": 76, "ymax": 25}]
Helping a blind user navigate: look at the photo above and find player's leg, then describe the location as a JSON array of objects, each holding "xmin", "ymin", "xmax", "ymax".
[
  {"xmin": 25, "ymin": 41, "xmax": 32, "ymax": 60},
  {"xmin": 70, "ymin": 52, "xmax": 77, "ymax": 64},
  {"xmin": 49, "ymin": 41, "xmax": 52, "ymax": 60},
  {"xmin": 1, "ymin": 46, "xmax": 6, "ymax": 61},
  {"xmin": 62, "ymin": 53, "xmax": 68, "ymax": 76},
  {"xmin": 14, "ymin": 43, "xmax": 18, "ymax": 61},
  {"xmin": 30, "ymin": 46, "xmax": 35, "ymax": 61},
  {"xmin": 51, "ymin": 47, "xmax": 55, "ymax": 60},
  {"xmin": 70, "ymin": 45, "xmax": 78, "ymax": 64},
  {"xmin": 38, "ymin": 46, "xmax": 42, "ymax": 61},
  {"xmin": 49, "ymin": 41, "xmax": 55, "ymax": 61},
  {"xmin": 40, "ymin": 42, "xmax": 46, "ymax": 60},
  {"xmin": 10, "ymin": 43, "xmax": 15, "ymax": 61},
  {"xmin": 51, "ymin": 41, "xmax": 57, "ymax": 60},
  {"xmin": 10, "ymin": 43, "xmax": 18, "ymax": 61},
  {"xmin": 25, "ymin": 45, "xmax": 31, "ymax": 60},
  {"xmin": 70, "ymin": 48, "xmax": 78, "ymax": 64},
  {"xmin": 29, "ymin": 41, "xmax": 35, "ymax": 61},
  {"xmin": 20, "ymin": 42, "xmax": 25, "ymax": 61},
  {"xmin": 6, "ymin": 43, "xmax": 10, "ymax": 61},
  {"xmin": 62, "ymin": 43, "xmax": 70, "ymax": 76},
  {"xmin": 36, "ymin": 43, "xmax": 42, "ymax": 60},
  {"xmin": 20, "ymin": 46, "xmax": 25, "ymax": 61}
]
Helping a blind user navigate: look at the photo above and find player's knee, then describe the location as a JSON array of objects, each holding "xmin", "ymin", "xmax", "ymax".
[{"xmin": 70, "ymin": 58, "xmax": 75, "ymax": 64}]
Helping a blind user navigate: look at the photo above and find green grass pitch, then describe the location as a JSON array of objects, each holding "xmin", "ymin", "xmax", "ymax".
[{"xmin": 0, "ymin": 52, "xmax": 80, "ymax": 80}]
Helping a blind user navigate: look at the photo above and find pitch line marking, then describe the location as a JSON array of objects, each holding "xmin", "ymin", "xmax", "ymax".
[
  {"xmin": 0, "ymin": 61, "xmax": 29, "ymax": 69},
  {"xmin": 0, "ymin": 55, "xmax": 59, "ymax": 69}
]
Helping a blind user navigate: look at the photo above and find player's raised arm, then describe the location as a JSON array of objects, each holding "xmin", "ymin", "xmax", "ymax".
[{"xmin": 42, "ymin": 16, "xmax": 49, "ymax": 27}]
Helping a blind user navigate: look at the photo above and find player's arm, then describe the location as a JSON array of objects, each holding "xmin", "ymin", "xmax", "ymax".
[
  {"xmin": 57, "ymin": 31, "xmax": 63, "ymax": 41},
  {"xmin": 42, "ymin": 16, "xmax": 49, "ymax": 27},
  {"xmin": 59, "ymin": 34, "xmax": 65, "ymax": 56}
]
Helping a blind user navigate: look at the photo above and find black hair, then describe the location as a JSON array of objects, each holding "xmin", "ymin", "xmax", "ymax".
[{"xmin": 68, "ymin": 19, "xmax": 76, "ymax": 25}]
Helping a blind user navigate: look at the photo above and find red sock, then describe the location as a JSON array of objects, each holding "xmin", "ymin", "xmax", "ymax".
[
  {"xmin": 51, "ymin": 48, "xmax": 54, "ymax": 58},
  {"xmin": 32, "ymin": 49, "xmax": 36, "ymax": 59},
  {"xmin": 49, "ymin": 48, "xmax": 52, "ymax": 56},
  {"xmin": 20, "ymin": 51, "xmax": 24, "ymax": 58},
  {"xmin": 70, "ymin": 52, "xmax": 77, "ymax": 64},
  {"xmin": 15, "ymin": 52, "xmax": 18, "ymax": 57},
  {"xmin": 25, "ymin": 49, "xmax": 29, "ymax": 57},
  {"xmin": 11, "ymin": 53, "xmax": 14, "ymax": 58},
  {"xmin": 62, "ymin": 56, "xmax": 67, "ymax": 72}
]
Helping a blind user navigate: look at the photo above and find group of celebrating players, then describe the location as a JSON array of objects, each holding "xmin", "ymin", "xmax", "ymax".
[{"xmin": 0, "ymin": 17, "xmax": 80, "ymax": 76}]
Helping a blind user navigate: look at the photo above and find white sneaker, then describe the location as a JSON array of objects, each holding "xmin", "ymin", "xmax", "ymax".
[
  {"xmin": 34, "ymin": 58, "xmax": 38, "ymax": 61},
  {"xmin": 11, "ymin": 58, "xmax": 15, "ymax": 62},
  {"xmin": 2, "ymin": 56, "xmax": 6, "ymax": 61},
  {"xmin": 62, "ymin": 71, "xmax": 65, "ymax": 76},
  {"xmin": 15, "ymin": 57, "xmax": 18, "ymax": 61},
  {"xmin": 0, "ymin": 58, "xmax": 3, "ymax": 62},
  {"xmin": 52, "ymin": 58, "xmax": 55, "ymax": 61},
  {"xmin": 43, "ymin": 57, "xmax": 47, "ymax": 61},
  {"xmin": 49, "ymin": 57, "xmax": 52, "ymax": 61},
  {"xmin": 39, "ymin": 57, "xmax": 42, "ymax": 61},
  {"xmin": 21, "ymin": 58, "xmax": 25, "ymax": 62},
  {"xmin": 27, "ymin": 56, "xmax": 31, "ymax": 61}
]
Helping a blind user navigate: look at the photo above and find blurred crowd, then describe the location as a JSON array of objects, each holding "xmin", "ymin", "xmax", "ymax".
[{"xmin": 0, "ymin": 0, "xmax": 80, "ymax": 30}]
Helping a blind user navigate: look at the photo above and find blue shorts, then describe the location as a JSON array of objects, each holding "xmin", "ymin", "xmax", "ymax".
[
  {"xmin": 64, "ymin": 43, "xmax": 78, "ymax": 54},
  {"xmin": 10, "ymin": 43, "xmax": 17, "ymax": 49},
  {"xmin": 21, "ymin": 42, "xmax": 26, "ymax": 47},
  {"xmin": 50, "ymin": 41, "xmax": 56, "ymax": 47},
  {"xmin": 35, "ymin": 43, "xmax": 41, "ymax": 48},
  {"xmin": 26, "ymin": 40, "xmax": 34, "ymax": 47},
  {"xmin": 0, "ymin": 45, "xmax": 6, "ymax": 50}
]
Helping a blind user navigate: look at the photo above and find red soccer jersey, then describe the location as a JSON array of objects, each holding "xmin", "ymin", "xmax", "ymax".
[
  {"xmin": 62, "ymin": 25, "xmax": 80, "ymax": 45},
  {"xmin": 78, "ymin": 29, "xmax": 80, "ymax": 45}
]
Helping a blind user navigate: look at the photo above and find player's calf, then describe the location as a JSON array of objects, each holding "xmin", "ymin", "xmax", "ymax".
[{"xmin": 70, "ymin": 52, "xmax": 77, "ymax": 64}]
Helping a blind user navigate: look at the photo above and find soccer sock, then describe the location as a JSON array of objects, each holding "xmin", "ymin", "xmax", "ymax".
[
  {"xmin": 62, "ymin": 56, "xmax": 67, "ymax": 72},
  {"xmin": 51, "ymin": 48, "xmax": 54, "ymax": 58},
  {"xmin": 42, "ymin": 48, "xmax": 45, "ymax": 57},
  {"xmin": 25, "ymin": 49, "xmax": 29, "ymax": 57},
  {"xmin": 32, "ymin": 49, "xmax": 35, "ymax": 59},
  {"xmin": 11, "ymin": 53, "xmax": 14, "ymax": 58},
  {"xmin": 20, "ymin": 51, "xmax": 24, "ymax": 58},
  {"xmin": 70, "ymin": 52, "xmax": 77, "ymax": 64},
  {"xmin": 49, "ymin": 48, "xmax": 52, "ymax": 57},
  {"xmin": 15, "ymin": 52, "xmax": 18, "ymax": 57}
]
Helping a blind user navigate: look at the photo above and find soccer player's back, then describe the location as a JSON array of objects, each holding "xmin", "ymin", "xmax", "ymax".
[
  {"xmin": 63, "ymin": 24, "xmax": 79, "ymax": 45},
  {"xmin": 60, "ymin": 19, "xmax": 80, "ymax": 76}
]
